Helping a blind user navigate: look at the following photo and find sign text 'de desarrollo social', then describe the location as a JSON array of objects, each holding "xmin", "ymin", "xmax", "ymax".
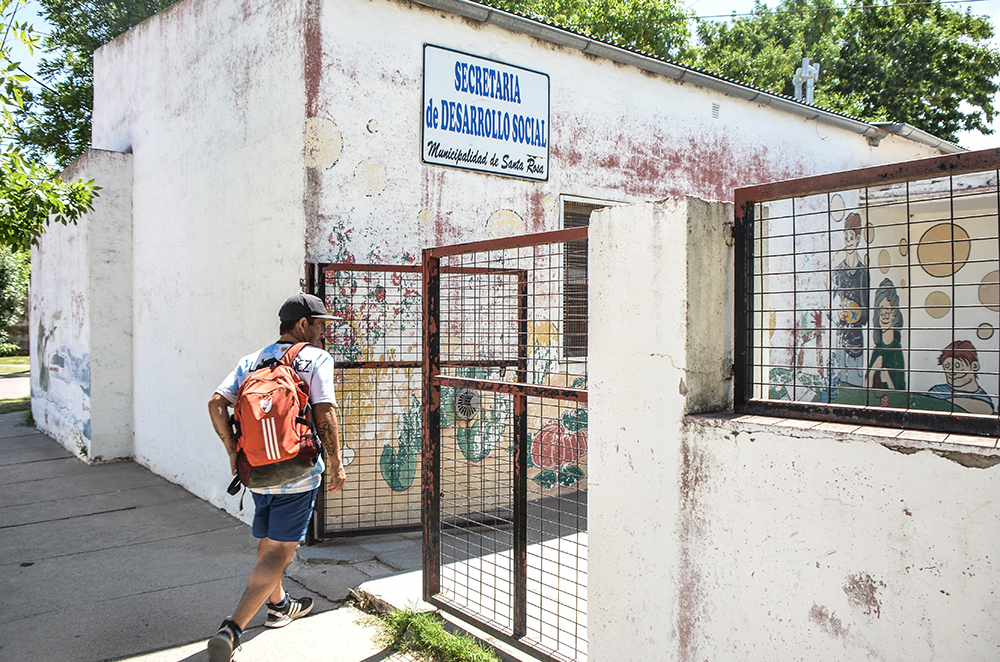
[{"xmin": 422, "ymin": 45, "xmax": 550, "ymax": 181}]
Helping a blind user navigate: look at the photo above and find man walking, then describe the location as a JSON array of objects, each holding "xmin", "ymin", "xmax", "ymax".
[{"xmin": 206, "ymin": 293, "xmax": 347, "ymax": 662}]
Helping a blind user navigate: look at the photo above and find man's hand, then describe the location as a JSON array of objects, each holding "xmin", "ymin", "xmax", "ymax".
[
  {"xmin": 313, "ymin": 403, "xmax": 346, "ymax": 494},
  {"xmin": 327, "ymin": 464, "xmax": 347, "ymax": 493}
]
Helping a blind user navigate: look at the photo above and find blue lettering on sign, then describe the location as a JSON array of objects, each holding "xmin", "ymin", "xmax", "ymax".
[
  {"xmin": 454, "ymin": 59, "xmax": 522, "ymax": 104},
  {"xmin": 433, "ymin": 98, "xmax": 547, "ymax": 148}
]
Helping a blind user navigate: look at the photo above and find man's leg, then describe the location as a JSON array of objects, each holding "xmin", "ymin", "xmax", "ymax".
[
  {"xmin": 208, "ymin": 490, "xmax": 316, "ymax": 661},
  {"xmin": 232, "ymin": 537, "xmax": 298, "ymax": 629}
]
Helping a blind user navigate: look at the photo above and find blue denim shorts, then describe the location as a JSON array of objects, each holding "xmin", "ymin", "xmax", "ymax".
[{"xmin": 251, "ymin": 489, "xmax": 318, "ymax": 542}]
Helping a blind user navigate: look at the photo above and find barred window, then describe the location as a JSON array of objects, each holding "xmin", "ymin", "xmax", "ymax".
[
  {"xmin": 563, "ymin": 200, "xmax": 599, "ymax": 358},
  {"xmin": 735, "ymin": 152, "xmax": 1000, "ymax": 437}
]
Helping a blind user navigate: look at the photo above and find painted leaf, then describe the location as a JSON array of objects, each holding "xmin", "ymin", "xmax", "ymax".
[
  {"xmin": 532, "ymin": 469, "xmax": 559, "ymax": 490},
  {"xmin": 380, "ymin": 442, "xmax": 416, "ymax": 492},
  {"xmin": 571, "ymin": 377, "xmax": 586, "ymax": 388},
  {"xmin": 558, "ymin": 464, "xmax": 586, "ymax": 488},
  {"xmin": 562, "ymin": 408, "xmax": 588, "ymax": 432},
  {"xmin": 457, "ymin": 422, "xmax": 492, "ymax": 463},
  {"xmin": 380, "ymin": 394, "xmax": 421, "ymax": 492}
]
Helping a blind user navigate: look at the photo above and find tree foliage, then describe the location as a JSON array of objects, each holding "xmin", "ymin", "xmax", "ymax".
[
  {"xmin": 0, "ymin": 0, "xmax": 95, "ymax": 249},
  {"xmin": 16, "ymin": 0, "xmax": 173, "ymax": 168},
  {"xmin": 696, "ymin": 0, "xmax": 1000, "ymax": 143},
  {"xmin": 13, "ymin": 0, "xmax": 1000, "ymax": 155},
  {"xmin": 0, "ymin": 244, "xmax": 29, "ymax": 353},
  {"xmin": 481, "ymin": 0, "xmax": 696, "ymax": 62}
]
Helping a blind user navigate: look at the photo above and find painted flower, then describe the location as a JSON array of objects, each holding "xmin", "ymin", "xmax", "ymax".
[{"xmin": 531, "ymin": 420, "xmax": 588, "ymax": 469}]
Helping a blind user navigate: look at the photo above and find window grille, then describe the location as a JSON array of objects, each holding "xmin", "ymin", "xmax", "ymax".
[
  {"xmin": 734, "ymin": 150, "xmax": 1000, "ymax": 437},
  {"xmin": 563, "ymin": 201, "xmax": 603, "ymax": 359}
]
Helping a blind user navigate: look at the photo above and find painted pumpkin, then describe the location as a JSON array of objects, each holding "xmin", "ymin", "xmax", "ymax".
[{"xmin": 531, "ymin": 420, "xmax": 588, "ymax": 469}]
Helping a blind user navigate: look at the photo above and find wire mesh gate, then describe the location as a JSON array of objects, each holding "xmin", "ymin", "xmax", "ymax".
[
  {"xmin": 310, "ymin": 262, "xmax": 424, "ymax": 539},
  {"xmin": 422, "ymin": 228, "xmax": 589, "ymax": 662}
]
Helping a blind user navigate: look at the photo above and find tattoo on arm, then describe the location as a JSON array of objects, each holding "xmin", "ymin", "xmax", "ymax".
[
  {"xmin": 317, "ymin": 419, "xmax": 336, "ymax": 445},
  {"xmin": 211, "ymin": 415, "xmax": 230, "ymax": 442}
]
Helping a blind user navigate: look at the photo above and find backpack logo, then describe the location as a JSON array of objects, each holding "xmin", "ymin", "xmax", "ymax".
[{"xmin": 260, "ymin": 397, "xmax": 273, "ymax": 414}]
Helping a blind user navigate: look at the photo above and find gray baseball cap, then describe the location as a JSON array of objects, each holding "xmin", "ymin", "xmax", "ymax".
[{"xmin": 278, "ymin": 293, "xmax": 336, "ymax": 322}]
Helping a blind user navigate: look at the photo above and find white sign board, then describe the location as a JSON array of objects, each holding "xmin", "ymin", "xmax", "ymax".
[{"xmin": 422, "ymin": 44, "xmax": 550, "ymax": 181}]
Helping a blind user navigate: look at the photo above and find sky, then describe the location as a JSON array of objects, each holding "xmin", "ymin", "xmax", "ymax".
[{"xmin": 6, "ymin": 0, "xmax": 1000, "ymax": 150}]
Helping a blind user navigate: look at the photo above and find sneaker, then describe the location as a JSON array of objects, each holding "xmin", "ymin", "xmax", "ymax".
[
  {"xmin": 265, "ymin": 595, "xmax": 313, "ymax": 628},
  {"xmin": 207, "ymin": 620, "xmax": 240, "ymax": 662}
]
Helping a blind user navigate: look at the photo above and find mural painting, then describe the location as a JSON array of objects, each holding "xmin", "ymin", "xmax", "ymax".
[
  {"xmin": 319, "ymin": 246, "xmax": 588, "ymax": 530},
  {"xmin": 759, "ymin": 175, "xmax": 1000, "ymax": 416}
]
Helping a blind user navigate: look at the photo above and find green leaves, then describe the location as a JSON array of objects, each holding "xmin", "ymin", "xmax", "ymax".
[
  {"xmin": 487, "ymin": 0, "xmax": 695, "ymax": 62},
  {"xmin": 0, "ymin": 0, "xmax": 99, "ymax": 248},
  {"xmin": 695, "ymin": 0, "xmax": 999, "ymax": 143},
  {"xmin": 482, "ymin": 0, "xmax": 998, "ymax": 144},
  {"xmin": 16, "ymin": 0, "xmax": 174, "ymax": 168}
]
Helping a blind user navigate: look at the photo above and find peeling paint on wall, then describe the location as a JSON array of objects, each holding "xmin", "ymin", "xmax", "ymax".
[
  {"xmin": 843, "ymin": 572, "xmax": 885, "ymax": 619},
  {"xmin": 304, "ymin": 116, "xmax": 343, "ymax": 169}
]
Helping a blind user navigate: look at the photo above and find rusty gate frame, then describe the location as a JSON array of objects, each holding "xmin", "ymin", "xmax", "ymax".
[{"xmin": 421, "ymin": 227, "xmax": 589, "ymax": 662}]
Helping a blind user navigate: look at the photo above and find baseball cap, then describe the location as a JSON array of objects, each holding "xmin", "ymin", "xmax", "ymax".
[{"xmin": 278, "ymin": 293, "xmax": 337, "ymax": 322}]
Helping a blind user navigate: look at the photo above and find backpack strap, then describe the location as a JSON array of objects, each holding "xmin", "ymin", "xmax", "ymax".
[{"xmin": 281, "ymin": 342, "xmax": 310, "ymax": 368}]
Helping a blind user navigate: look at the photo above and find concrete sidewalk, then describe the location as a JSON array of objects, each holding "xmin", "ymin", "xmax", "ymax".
[{"xmin": 0, "ymin": 410, "xmax": 426, "ymax": 662}]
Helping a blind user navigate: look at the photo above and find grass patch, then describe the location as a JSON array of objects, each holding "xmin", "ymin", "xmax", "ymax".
[
  {"xmin": 0, "ymin": 396, "xmax": 29, "ymax": 414},
  {"xmin": 377, "ymin": 609, "xmax": 501, "ymax": 662},
  {"xmin": 0, "ymin": 355, "xmax": 28, "ymax": 375}
]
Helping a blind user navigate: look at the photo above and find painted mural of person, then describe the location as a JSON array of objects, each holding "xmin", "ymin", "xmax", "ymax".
[
  {"xmin": 928, "ymin": 340, "xmax": 995, "ymax": 415},
  {"xmin": 865, "ymin": 278, "xmax": 905, "ymax": 391},
  {"xmin": 833, "ymin": 212, "xmax": 869, "ymax": 387}
]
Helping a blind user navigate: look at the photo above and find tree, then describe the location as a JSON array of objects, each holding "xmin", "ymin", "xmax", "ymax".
[
  {"xmin": 481, "ymin": 0, "xmax": 696, "ymax": 63},
  {"xmin": 695, "ymin": 0, "xmax": 1000, "ymax": 143},
  {"xmin": 0, "ymin": 0, "xmax": 95, "ymax": 249},
  {"xmin": 16, "ymin": 0, "xmax": 173, "ymax": 169},
  {"xmin": 0, "ymin": 244, "xmax": 29, "ymax": 354}
]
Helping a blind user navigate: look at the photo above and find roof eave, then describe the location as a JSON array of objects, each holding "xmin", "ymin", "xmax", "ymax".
[{"xmin": 412, "ymin": 0, "xmax": 959, "ymax": 153}]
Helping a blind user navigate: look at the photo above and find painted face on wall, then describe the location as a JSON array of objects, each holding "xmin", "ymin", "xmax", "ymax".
[
  {"xmin": 942, "ymin": 356, "xmax": 979, "ymax": 389},
  {"xmin": 844, "ymin": 229, "xmax": 860, "ymax": 251},
  {"xmin": 878, "ymin": 298, "xmax": 894, "ymax": 330}
]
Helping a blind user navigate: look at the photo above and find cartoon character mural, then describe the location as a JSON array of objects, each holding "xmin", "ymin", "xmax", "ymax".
[
  {"xmin": 762, "ymin": 177, "xmax": 1000, "ymax": 417},
  {"xmin": 928, "ymin": 340, "xmax": 995, "ymax": 414},
  {"xmin": 866, "ymin": 278, "xmax": 905, "ymax": 391},
  {"xmin": 833, "ymin": 212, "xmax": 869, "ymax": 388}
]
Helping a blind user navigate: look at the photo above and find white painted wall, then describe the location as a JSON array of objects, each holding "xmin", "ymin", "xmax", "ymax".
[
  {"xmin": 91, "ymin": 0, "xmax": 309, "ymax": 514},
  {"xmin": 589, "ymin": 199, "xmax": 1000, "ymax": 661},
  {"xmin": 305, "ymin": 0, "xmax": 943, "ymax": 265},
  {"xmin": 31, "ymin": 149, "xmax": 133, "ymax": 462},
  {"xmin": 82, "ymin": 0, "xmax": 950, "ymax": 518}
]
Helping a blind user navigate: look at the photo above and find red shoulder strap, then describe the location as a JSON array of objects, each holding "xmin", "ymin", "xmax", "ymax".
[{"xmin": 281, "ymin": 342, "xmax": 310, "ymax": 367}]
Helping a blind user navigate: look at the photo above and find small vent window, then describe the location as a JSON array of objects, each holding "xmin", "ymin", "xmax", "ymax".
[{"xmin": 564, "ymin": 201, "xmax": 601, "ymax": 358}]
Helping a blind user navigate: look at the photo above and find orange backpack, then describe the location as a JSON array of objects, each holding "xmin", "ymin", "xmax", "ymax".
[{"xmin": 232, "ymin": 343, "xmax": 323, "ymax": 488}]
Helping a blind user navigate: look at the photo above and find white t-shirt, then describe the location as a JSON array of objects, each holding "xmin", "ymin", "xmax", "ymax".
[{"xmin": 216, "ymin": 341, "xmax": 337, "ymax": 494}]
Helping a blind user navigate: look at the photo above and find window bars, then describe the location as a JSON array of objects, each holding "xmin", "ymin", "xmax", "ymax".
[
  {"xmin": 423, "ymin": 228, "xmax": 589, "ymax": 662},
  {"xmin": 734, "ymin": 149, "xmax": 1000, "ymax": 437}
]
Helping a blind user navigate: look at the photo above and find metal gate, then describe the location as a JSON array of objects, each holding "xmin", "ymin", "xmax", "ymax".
[
  {"xmin": 310, "ymin": 262, "xmax": 424, "ymax": 539},
  {"xmin": 422, "ymin": 228, "xmax": 589, "ymax": 662}
]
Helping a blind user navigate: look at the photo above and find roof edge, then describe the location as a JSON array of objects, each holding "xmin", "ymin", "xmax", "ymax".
[
  {"xmin": 872, "ymin": 123, "xmax": 965, "ymax": 155},
  {"xmin": 412, "ymin": 0, "xmax": 960, "ymax": 154}
]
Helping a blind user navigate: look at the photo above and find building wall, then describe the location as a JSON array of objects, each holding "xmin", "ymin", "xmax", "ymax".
[
  {"xmin": 86, "ymin": 0, "xmax": 947, "ymax": 517},
  {"xmin": 91, "ymin": 0, "xmax": 310, "ymax": 504},
  {"xmin": 31, "ymin": 149, "xmax": 133, "ymax": 462},
  {"xmin": 304, "ymin": 0, "xmax": 942, "ymax": 265},
  {"xmin": 588, "ymin": 198, "xmax": 1000, "ymax": 661}
]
